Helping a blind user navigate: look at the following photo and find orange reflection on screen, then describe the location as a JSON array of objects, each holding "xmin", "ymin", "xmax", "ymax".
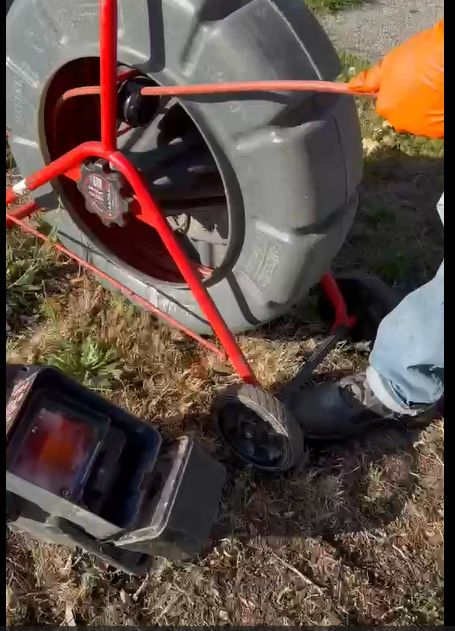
[{"xmin": 11, "ymin": 408, "xmax": 95, "ymax": 496}]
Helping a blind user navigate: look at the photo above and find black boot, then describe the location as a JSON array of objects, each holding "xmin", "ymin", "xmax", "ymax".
[{"xmin": 287, "ymin": 371, "xmax": 427, "ymax": 441}]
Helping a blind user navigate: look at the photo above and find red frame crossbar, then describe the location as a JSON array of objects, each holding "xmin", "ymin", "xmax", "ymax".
[{"xmin": 6, "ymin": 0, "xmax": 356, "ymax": 387}]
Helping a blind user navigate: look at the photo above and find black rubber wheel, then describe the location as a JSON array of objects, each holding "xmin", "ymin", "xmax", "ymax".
[
  {"xmin": 7, "ymin": 0, "xmax": 362, "ymax": 334},
  {"xmin": 213, "ymin": 384, "xmax": 304, "ymax": 472}
]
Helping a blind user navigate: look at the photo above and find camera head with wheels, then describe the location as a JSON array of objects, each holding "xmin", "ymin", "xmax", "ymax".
[{"xmin": 6, "ymin": 364, "xmax": 226, "ymax": 574}]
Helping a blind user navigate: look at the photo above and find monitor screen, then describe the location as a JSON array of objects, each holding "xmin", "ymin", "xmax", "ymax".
[{"xmin": 9, "ymin": 405, "xmax": 97, "ymax": 498}]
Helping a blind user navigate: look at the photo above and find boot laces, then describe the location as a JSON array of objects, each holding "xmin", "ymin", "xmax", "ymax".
[{"xmin": 338, "ymin": 373, "xmax": 386, "ymax": 413}]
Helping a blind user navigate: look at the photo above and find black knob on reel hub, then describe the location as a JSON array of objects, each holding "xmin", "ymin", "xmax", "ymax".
[{"xmin": 118, "ymin": 77, "xmax": 160, "ymax": 128}]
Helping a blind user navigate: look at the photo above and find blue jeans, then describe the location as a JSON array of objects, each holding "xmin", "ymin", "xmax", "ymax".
[{"xmin": 368, "ymin": 194, "xmax": 444, "ymax": 411}]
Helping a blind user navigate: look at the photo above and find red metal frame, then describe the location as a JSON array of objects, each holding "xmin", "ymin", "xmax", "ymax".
[
  {"xmin": 6, "ymin": 0, "xmax": 356, "ymax": 387},
  {"xmin": 320, "ymin": 272, "xmax": 357, "ymax": 331}
]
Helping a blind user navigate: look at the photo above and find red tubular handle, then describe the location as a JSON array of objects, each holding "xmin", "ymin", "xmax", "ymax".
[{"xmin": 99, "ymin": 0, "xmax": 118, "ymax": 151}]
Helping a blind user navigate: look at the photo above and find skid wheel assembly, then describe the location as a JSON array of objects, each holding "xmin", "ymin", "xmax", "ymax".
[{"xmin": 6, "ymin": 0, "xmax": 394, "ymax": 476}]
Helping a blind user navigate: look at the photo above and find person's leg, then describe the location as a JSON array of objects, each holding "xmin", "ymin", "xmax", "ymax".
[
  {"xmin": 367, "ymin": 261, "xmax": 444, "ymax": 413},
  {"xmin": 289, "ymin": 262, "xmax": 444, "ymax": 439},
  {"xmin": 289, "ymin": 192, "xmax": 444, "ymax": 440},
  {"xmin": 367, "ymin": 191, "xmax": 444, "ymax": 413}
]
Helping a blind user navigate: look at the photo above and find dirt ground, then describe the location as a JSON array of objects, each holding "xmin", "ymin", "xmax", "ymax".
[
  {"xmin": 6, "ymin": 59, "xmax": 444, "ymax": 624},
  {"xmin": 314, "ymin": 0, "xmax": 444, "ymax": 60}
]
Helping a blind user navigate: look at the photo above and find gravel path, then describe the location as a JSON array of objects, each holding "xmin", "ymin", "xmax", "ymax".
[{"xmin": 317, "ymin": 0, "xmax": 444, "ymax": 60}]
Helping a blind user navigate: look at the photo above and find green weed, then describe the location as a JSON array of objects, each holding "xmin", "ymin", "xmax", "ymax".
[{"xmin": 46, "ymin": 336, "xmax": 122, "ymax": 391}]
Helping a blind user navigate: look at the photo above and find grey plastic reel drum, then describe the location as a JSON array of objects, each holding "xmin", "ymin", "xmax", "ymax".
[{"xmin": 6, "ymin": 0, "xmax": 363, "ymax": 334}]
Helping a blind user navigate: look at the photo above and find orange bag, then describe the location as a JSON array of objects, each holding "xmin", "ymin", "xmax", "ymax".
[{"xmin": 349, "ymin": 20, "xmax": 444, "ymax": 139}]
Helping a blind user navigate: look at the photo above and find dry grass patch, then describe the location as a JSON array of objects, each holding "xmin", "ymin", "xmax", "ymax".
[{"xmin": 6, "ymin": 273, "xmax": 444, "ymax": 625}]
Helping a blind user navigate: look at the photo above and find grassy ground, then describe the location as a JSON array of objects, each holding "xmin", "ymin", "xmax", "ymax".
[{"xmin": 6, "ymin": 57, "xmax": 444, "ymax": 625}]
